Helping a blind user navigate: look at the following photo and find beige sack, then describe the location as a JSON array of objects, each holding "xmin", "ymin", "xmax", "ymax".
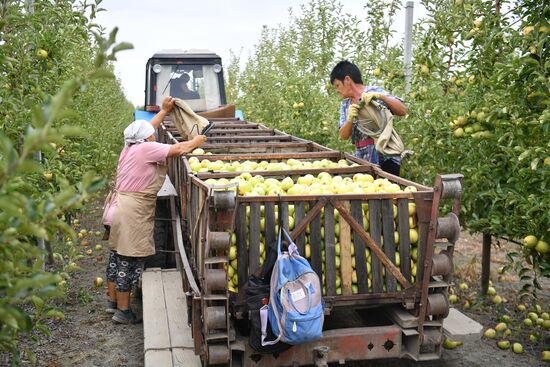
[
  {"xmin": 172, "ymin": 98, "xmax": 209, "ymax": 139},
  {"xmin": 354, "ymin": 100, "xmax": 405, "ymax": 157}
]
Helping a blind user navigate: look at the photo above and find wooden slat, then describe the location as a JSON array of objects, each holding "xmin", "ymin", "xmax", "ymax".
[
  {"xmin": 310, "ymin": 209, "xmax": 323, "ymax": 280},
  {"xmin": 145, "ymin": 350, "xmax": 173, "ymax": 367},
  {"xmin": 143, "ymin": 270, "xmax": 170, "ymax": 351},
  {"xmin": 381, "ymin": 200, "xmax": 397, "ymax": 292},
  {"xmin": 333, "ymin": 200, "xmax": 411, "ymax": 289},
  {"xmin": 294, "ymin": 202, "xmax": 306, "ymax": 255},
  {"xmin": 350, "ymin": 200, "xmax": 369, "ymax": 293},
  {"xmin": 190, "ymin": 184, "xmax": 198, "ymax": 267},
  {"xmin": 249, "ymin": 203, "xmax": 261, "ymax": 274},
  {"xmin": 324, "ymin": 203, "xmax": 336, "ymax": 296},
  {"xmin": 197, "ymin": 191, "xmax": 206, "ymax": 277},
  {"xmin": 368, "ymin": 200, "xmax": 384, "ymax": 292},
  {"xmin": 264, "ymin": 202, "xmax": 276, "ymax": 251},
  {"xmin": 338, "ymin": 201, "xmax": 353, "ymax": 296},
  {"xmin": 279, "ymin": 201, "xmax": 289, "ymax": 234},
  {"xmin": 172, "ymin": 349, "xmax": 201, "ymax": 367},
  {"xmin": 162, "ymin": 270, "xmax": 195, "ymax": 348},
  {"xmin": 417, "ymin": 221, "xmax": 429, "ymax": 283},
  {"xmin": 397, "ymin": 199, "xmax": 412, "ymax": 282},
  {"xmin": 289, "ymin": 199, "xmax": 326, "ymax": 241},
  {"xmin": 236, "ymin": 203, "xmax": 248, "ymax": 288},
  {"xmin": 205, "ymin": 135, "xmax": 292, "ymax": 142}
]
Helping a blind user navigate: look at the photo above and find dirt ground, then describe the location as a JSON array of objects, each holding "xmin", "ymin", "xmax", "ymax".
[{"xmin": 12, "ymin": 194, "xmax": 550, "ymax": 367}]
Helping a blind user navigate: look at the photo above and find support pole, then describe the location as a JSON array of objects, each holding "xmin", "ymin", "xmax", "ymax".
[
  {"xmin": 404, "ymin": 1, "xmax": 414, "ymax": 93},
  {"xmin": 481, "ymin": 233, "xmax": 491, "ymax": 295}
]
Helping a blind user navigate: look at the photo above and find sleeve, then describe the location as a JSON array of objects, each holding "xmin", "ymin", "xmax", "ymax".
[
  {"xmin": 365, "ymin": 85, "xmax": 404, "ymax": 103},
  {"xmin": 140, "ymin": 142, "xmax": 171, "ymax": 163},
  {"xmin": 338, "ymin": 99, "xmax": 350, "ymax": 128}
]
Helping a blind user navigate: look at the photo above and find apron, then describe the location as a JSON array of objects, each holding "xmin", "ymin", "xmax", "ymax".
[{"xmin": 108, "ymin": 163, "xmax": 167, "ymax": 257}]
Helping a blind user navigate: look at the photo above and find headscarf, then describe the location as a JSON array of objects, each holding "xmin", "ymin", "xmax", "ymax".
[{"xmin": 123, "ymin": 120, "xmax": 155, "ymax": 146}]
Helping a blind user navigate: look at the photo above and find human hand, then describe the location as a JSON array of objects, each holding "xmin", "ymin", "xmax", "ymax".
[
  {"xmin": 347, "ymin": 103, "xmax": 360, "ymax": 122},
  {"xmin": 194, "ymin": 134, "xmax": 208, "ymax": 147},
  {"xmin": 161, "ymin": 96, "xmax": 175, "ymax": 113},
  {"xmin": 361, "ymin": 92, "xmax": 383, "ymax": 104}
]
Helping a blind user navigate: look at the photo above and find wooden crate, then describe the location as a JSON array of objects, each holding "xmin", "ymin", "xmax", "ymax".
[{"xmin": 185, "ymin": 168, "xmax": 433, "ymax": 311}]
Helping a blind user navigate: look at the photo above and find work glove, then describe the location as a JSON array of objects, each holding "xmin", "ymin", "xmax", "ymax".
[
  {"xmin": 361, "ymin": 92, "xmax": 384, "ymax": 104},
  {"xmin": 347, "ymin": 103, "xmax": 360, "ymax": 122}
]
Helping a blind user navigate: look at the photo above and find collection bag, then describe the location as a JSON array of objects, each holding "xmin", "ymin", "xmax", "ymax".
[
  {"xmin": 354, "ymin": 99, "xmax": 405, "ymax": 157},
  {"xmin": 260, "ymin": 229, "xmax": 324, "ymax": 346}
]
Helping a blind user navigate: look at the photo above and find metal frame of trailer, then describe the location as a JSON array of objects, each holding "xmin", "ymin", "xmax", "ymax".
[{"xmin": 159, "ymin": 118, "xmax": 463, "ymax": 366}]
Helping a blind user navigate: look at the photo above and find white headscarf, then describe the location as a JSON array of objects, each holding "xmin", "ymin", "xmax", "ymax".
[{"xmin": 123, "ymin": 120, "xmax": 155, "ymax": 146}]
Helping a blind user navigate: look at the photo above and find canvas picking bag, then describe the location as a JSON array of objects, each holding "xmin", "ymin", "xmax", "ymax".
[
  {"xmin": 354, "ymin": 99, "xmax": 405, "ymax": 157},
  {"xmin": 260, "ymin": 229, "xmax": 324, "ymax": 346}
]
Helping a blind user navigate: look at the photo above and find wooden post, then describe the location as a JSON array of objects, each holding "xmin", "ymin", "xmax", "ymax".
[{"xmin": 481, "ymin": 233, "xmax": 491, "ymax": 295}]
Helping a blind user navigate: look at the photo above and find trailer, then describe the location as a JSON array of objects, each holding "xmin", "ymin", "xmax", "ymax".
[
  {"xmin": 139, "ymin": 50, "xmax": 463, "ymax": 366},
  {"xmin": 156, "ymin": 117, "xmax": 463, "ymax": 366}
]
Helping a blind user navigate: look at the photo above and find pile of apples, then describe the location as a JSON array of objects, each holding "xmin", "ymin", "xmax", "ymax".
[
  {"xmin": 189, "ymin": 157, "xmax": 355, "ymax": 174},
  {"xmin": 213, "ymin": 172, "xmax": 419, "ymax": 294}
]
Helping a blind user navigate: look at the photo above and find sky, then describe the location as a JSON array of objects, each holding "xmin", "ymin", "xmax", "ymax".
[{"xmin": 95, "ymin": 0, "xmax": 426, "ymax": 107}]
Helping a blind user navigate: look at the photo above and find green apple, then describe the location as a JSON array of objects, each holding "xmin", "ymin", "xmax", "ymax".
[
  {"xmin": 483, "ymin": 328, "xmax": 496, "ymax": 339},
  {"xmin": 512, "ymin": 343, "xmax": 523, "ymax": 354},
  {"xmin": 495, "ymin": 322, "xmax": 507, "ymax": 332},
  {"xmin": 37, "ymin": 48, "xmax": 48, "ymax": 59},
  {"xmin": 523, "ymin": 235, "xmax": 538, "ymax": 248}
]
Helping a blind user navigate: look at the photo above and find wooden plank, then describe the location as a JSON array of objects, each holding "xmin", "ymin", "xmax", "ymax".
[
  {"xmin": 333, "ymin": 200, "xmax": 411, "ymax": 289},
  {"xmin": 417, "ymin": 221, "xmax": 429, "ymax": 283},
  {"xmin": 338, "ymin": 201, "xmax": 353, "ymax": 296},
  {"xmin": 294, "ymin": 202, "xmax": 306, "ymax": 255},
  {"xmin": 264, "ymin": 202, "xmax": 276, "ymax": 252},
  {"xmin": 145, "ymin": 350, "xmax": 173, "ymax": 367},
  {"xmin": 197, "ymin": 190, "xmax": 206, "ymax": 277},
  {"xmin": 236, "ymin": 203, "xmax": 248, "ymax": 288},
  {"xmin": 279, "ymin": 201, "xmax": 289, "ymax": 234},
  {"xmin": 397, "ymin": 199, "xmax": 412, "ymax": 282},
  {"xmin": 350, "ymin": 200, "xmax": 369, "ymax": 294},
  {"xmin": 183, "ymin": 151, "xmax": 340, "ymax": 162},
  {"xmin": 162, "ymin": 270, "xmax": 194, "ymax": 349},
  {"xmin": 172, "ymin": 348, "xmax": 201, "ymax": 367},
  {"xmin": 249, "ymin": 203, "xmax": 261, "ymax": 274},
  {"xmin": 190, "ymin": 184, "xmax": 198, "ymax": 266},
  {"xmin": 205, "ymin": 135, "xmax": 292, "ymax": 142},
  {"xmin": 381, "ymin": 199, "xmax": 397, "ymax": 292},
  {"xmin": 143, "ymin": 269, "xmax": 171, "ymax": 351},
  {"xmin": 368, "ymin": 200, "xmax": 384, "ymax": 293},
  {"xmin": 289, "ymin": 199, "xmax": 326, "ymax": 241},
  {"xmin": 324, "ymin": 203, "xmax": 336, "ymax": 296},
  {"xmin": 310, "ymin": 209, "xmax": 323, "ymax": 280}
]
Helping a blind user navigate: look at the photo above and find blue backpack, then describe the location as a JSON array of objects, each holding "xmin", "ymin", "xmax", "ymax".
[{"xmin": 260, "ymin": 229, "xmax": 324, "ymax": 346}]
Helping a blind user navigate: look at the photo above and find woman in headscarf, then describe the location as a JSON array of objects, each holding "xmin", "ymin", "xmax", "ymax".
[{"xmin": 102, "ymin": 96, "xmax": 207, "ymax": 324}]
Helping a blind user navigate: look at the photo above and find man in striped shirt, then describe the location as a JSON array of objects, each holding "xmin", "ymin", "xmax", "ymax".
[{"xmin": 330, "ymin": 60, "xmax": 408, "ymax": 176}]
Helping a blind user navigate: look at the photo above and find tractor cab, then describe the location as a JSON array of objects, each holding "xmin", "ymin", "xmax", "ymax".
[{"xmin": 142, "ymin": 49, "xmax": 233, "ymax": 117}]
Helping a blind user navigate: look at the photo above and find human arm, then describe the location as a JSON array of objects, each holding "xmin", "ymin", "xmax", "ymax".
[
  {"xmin": 150, "ymin": 96, "xmax": 175, "ymax": 129},
  {"xmin": 167, "ymin": 135, "xmax": 207, "ymax": 157},
  {"xmin": 362, "ymin": 92, "xmax": 408, "ymax": 116},
  {"xmin": 339, "ymin": 120, "xmax": 352, "ymax": 140},
  {"xmin": 337, "ymin": 100, "xmax": 356, "ymax": 140},
  {"xmin": 339, "ymin": 102, "xmax": 361, "ymax": 140},
  {"xmin": 378, "ymin": 94, "xmax": 408, "ymax": 116}
]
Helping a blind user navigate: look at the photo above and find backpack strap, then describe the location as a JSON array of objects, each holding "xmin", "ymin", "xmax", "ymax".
[
  {"xmin": 260, "ymin": 304, "xmax": 282, "ymax": 346},
  {"xmin": 281, "ymin": 228, "xmax": 299, "ymax": 257}
]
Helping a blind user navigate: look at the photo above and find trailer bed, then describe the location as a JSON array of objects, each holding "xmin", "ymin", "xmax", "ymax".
[{"xmin": 143, "ymin": 268, "xmax": 201, "ymax": 367}]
